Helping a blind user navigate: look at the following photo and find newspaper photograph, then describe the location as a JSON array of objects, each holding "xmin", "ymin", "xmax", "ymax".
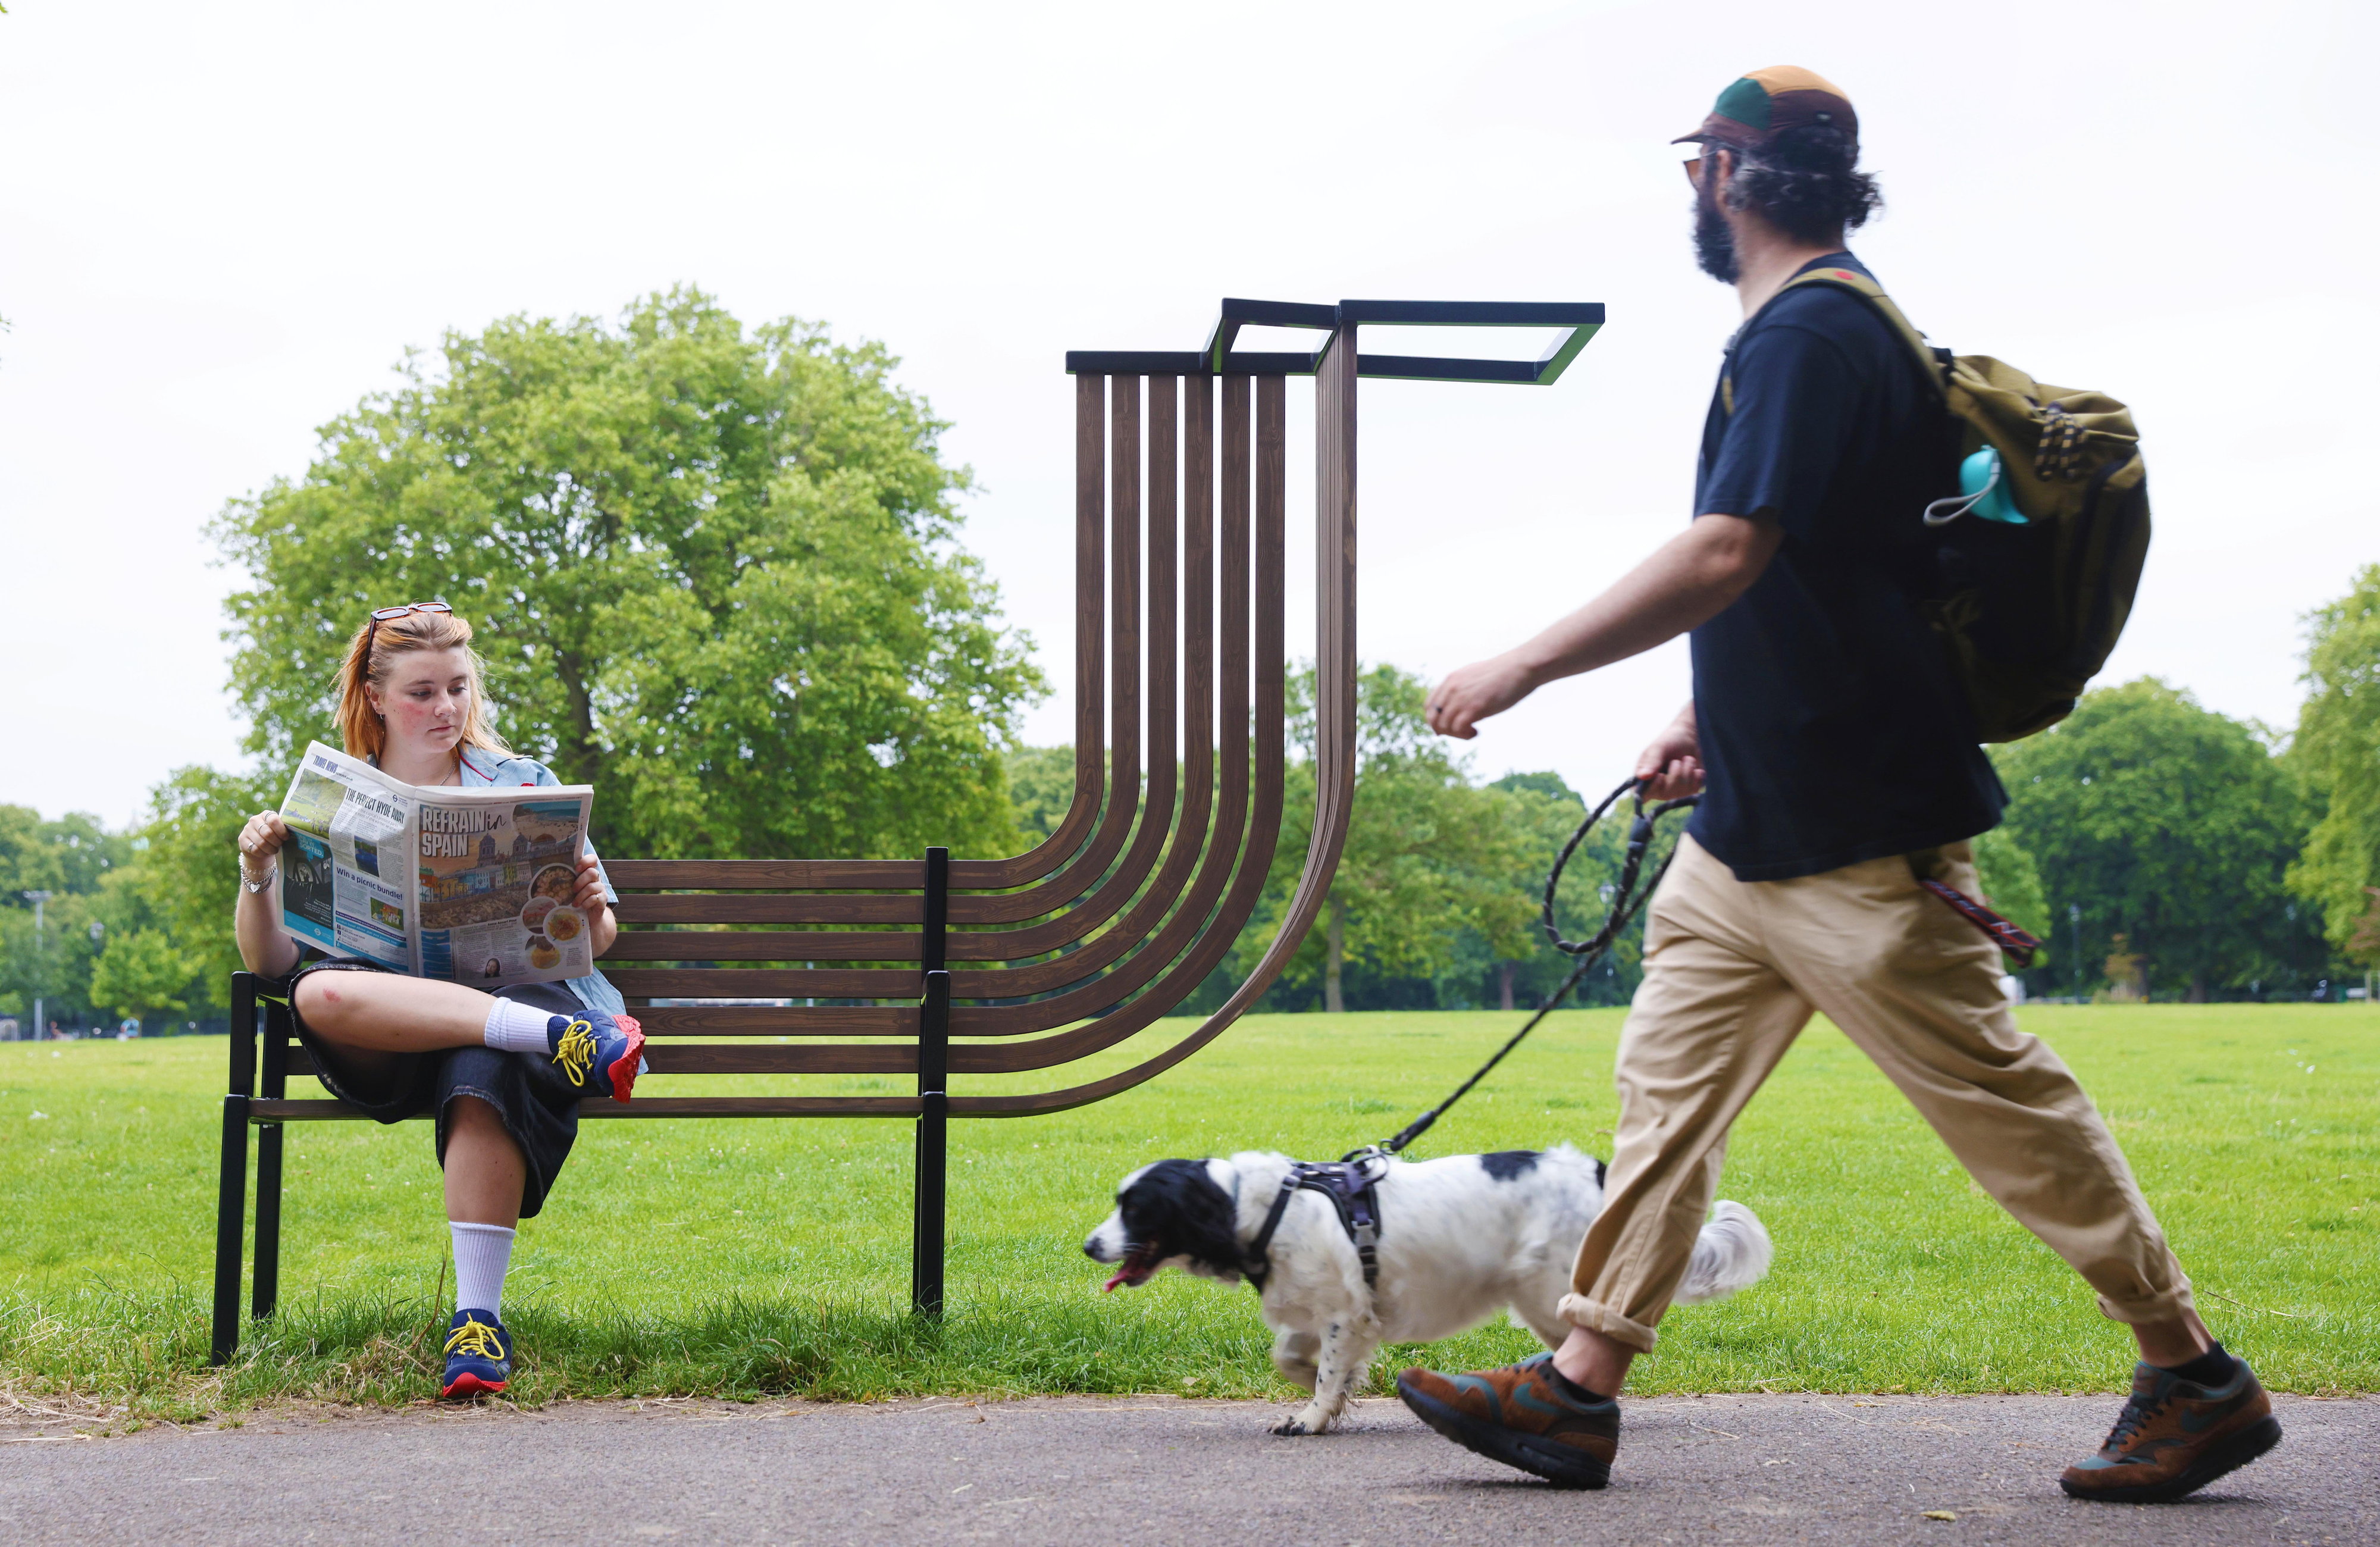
[{"xmin": 275, "ymin": 741, "xmax": 598, "ymax": 989}]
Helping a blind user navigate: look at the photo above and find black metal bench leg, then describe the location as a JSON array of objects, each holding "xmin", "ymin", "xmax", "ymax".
[
  {"xmin": 252, "ymin": 1002, "xmax": 290, "ymax": 1321},
  {"xmin": 912, "ymin": 847, "xmax": 949, "ymax": 1319},
  {"xmin": 211, "ymin": 974, "xmax": 259, "ymax": 1365},
  {"xmin": 913, "ymin": 972, "xmax": 949, "ymax": 1318},
  {"xmin": 252, "ymin": 1129, "xmax": 283, "ymax": 1320}
]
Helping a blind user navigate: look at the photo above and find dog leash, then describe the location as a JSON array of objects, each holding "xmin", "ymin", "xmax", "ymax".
[
  {"xmin": 1348, "ymin": 776, "xmax": 1698, "ymax": 1165},
  {"xmin": 1344, "ymin": 776, "xmax": 2049, "ymax": 1164}
]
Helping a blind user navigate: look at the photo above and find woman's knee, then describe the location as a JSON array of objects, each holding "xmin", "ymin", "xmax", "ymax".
[{"xmin": 292, "ymin": 973, "xmax": 354, "ymax": 1035}]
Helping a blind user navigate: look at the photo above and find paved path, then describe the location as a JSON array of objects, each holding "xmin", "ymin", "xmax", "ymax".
[{"xmin": 2, "ymin": 1392, "xmax": 2365, "ymax": 1545}]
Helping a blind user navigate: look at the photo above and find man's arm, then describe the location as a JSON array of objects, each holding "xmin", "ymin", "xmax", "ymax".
[{"xmin": 1423, "ymin": 513, "xmax": 1781, "ymax": 739}]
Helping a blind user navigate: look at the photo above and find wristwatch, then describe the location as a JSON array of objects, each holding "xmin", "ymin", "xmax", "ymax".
[{"xmin": 240, "ymin": 862, "xmax": 278, "ymax": 894}]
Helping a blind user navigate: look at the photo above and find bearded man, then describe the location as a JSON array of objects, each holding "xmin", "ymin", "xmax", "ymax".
[{"xmin": 1393, "ymin": 67, "xmax": 2279, "ymax": 1505}]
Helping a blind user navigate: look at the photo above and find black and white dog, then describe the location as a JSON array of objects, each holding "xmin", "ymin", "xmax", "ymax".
[{"xmin": 1085, "ymin": 1145, "xmax": 1773, "ymax": 1436}]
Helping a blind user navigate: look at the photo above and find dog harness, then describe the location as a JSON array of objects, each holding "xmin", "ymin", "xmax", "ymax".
[{"xmin": 1244, "ymin": 1157, "xmax": 1386, "ymax": 1294}]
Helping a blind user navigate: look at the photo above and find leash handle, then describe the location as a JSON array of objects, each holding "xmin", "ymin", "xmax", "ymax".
[{"xmin": 1918, "ymin": 876, "xmax": 2043, "ymax": 967}]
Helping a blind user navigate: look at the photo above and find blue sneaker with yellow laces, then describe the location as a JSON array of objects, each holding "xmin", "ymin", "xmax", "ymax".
[
  {"xmin": 440, "ymin": 1309, "xmax": 513, "ymax": 1399},
  {"xmin": 547, "ymin": 1010, "xmax": 644, "ymax": 1102}
]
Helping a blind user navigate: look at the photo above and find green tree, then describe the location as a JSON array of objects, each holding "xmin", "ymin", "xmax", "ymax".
[
  {"xmin": 2286, "ymin": 565, "xmax": 2380, "ymax": 959},
  {"xmin": 0, "ymin": 807, "xmax": 130, "ymax": 905},
  {"xmin": 0, "ymin": 808, "xmax": 134, "ymax": 1023},
  {"xmin": 88, "ymin": 929, "xmax": 198, "ymax": 1023},
  {"xmin": 1004, "ymin": 744, "xmax": 1082, "ymax": 847},
  {"xmin": 1251, "ymin": 665, "xmax": 1533, "ymax": 1013},
  {"xmin": 211, "ymin": 286, "xmax": 1041, "ymax": 863},
  {"xmin": 1994, "ymin": 678, "xmax": 2322, "ymax": 1000},
  {"xmin": 117, "ymin": 766, "xmax": 278, "ymax": 1010}
]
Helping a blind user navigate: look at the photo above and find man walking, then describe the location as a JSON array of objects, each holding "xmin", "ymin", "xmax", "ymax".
[{"xmin": 1395, "ymin": 67, "xmax": 2279, "ymax": 1504}]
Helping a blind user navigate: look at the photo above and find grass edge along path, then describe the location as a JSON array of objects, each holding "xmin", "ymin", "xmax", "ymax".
[{"xmin": 2, "ymin": 1005, "xmax": 2373, "ymax": 1418}]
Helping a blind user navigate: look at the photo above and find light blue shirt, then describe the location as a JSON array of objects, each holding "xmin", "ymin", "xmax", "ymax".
[{"xmin": 454, "ymin": 749, "xmax": 628, "ymax": 1018}]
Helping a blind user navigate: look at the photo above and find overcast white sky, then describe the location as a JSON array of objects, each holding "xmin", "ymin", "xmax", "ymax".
[{"xmin": 2, "ymin": 0, "xmax": 2372, "ymax": 828}]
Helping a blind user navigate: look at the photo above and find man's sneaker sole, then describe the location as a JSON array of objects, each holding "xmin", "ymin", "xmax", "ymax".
[
  {"xmin": 1396, "ymin": 1377, "xmax": 1611, "ymax": 1489},
  {"xmin": 2060, "ymin": 1414, "xmax": 2282, "ymax": 1504},
  {"xmin": 440, "ymin": 1371, "xmax": 508, "ymax": 1401}
]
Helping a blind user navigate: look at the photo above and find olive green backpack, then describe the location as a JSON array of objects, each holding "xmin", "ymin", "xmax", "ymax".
[{"xmin": 1763, "ymin": 265, "xmax": 2152, "ymax": 742}]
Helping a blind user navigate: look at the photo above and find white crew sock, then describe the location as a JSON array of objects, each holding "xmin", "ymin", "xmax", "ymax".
[
  {"xmin": 450, "ymin": 1222, "xmax": 516, "ymax": 1318},
  {"xmin": 482, "ymin": 999, "xmax": 562, "ymax": 1054}
]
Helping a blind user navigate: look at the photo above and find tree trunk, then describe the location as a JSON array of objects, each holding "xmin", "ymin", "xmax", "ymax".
[
  {"xmin": 2187, "ymin": 973, "xmax": 2207, "ymax": 1004},
  {"xmin": 1324, "ymin": 895, "xmax": 1346, "ymax": 1015},
  {"xmin": 1498, "ymin": 960, "xmax": 1516, "ymax": 1013}
]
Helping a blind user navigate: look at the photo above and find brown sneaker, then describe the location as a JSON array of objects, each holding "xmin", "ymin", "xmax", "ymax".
[
  {"xmin": 2060, "ymin": 1356, "xmax": 2282, "ymax": 1503},
  {"xmin": 1396, "ymin": 1352, "xmax": 1618, "ymax": 1489}
]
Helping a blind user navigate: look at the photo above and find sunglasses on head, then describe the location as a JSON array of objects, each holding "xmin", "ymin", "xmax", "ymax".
[{"xmin": 364, "ymin": 601, "xmax": 452, "ymax": 657}]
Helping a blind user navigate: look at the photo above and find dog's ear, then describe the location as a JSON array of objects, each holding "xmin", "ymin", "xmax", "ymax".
[{"xmin": 1120, "ymin": 1158, "xmax": 1242, "ymax": 1272}]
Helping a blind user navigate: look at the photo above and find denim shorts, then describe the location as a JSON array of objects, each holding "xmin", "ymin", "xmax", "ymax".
[{"xmin": 284, "ymin": 957, "xmax": 599, "ymax": 1219}]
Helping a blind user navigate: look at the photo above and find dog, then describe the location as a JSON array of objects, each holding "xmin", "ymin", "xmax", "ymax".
[{"xmin": 1085, "ymin": 1145, "xmax": 1773, "ymax": 1436}]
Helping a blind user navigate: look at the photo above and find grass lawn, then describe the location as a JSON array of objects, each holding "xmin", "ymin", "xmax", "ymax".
[{"xmin": 2, "ymin": 1005, "xmax": 2373, "ymax": 1417}]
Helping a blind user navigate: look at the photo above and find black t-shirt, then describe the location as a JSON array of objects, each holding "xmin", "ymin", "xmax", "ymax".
[{"xmin": 1686, "ymin": 252, "xmax": 2005, "ymax": 881}]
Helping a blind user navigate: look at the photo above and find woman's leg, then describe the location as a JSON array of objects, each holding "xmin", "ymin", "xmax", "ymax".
[
  {"xmin": 444, "ymin": 1095, "xmax": 527, "ymax": 1227},
  {"xmin": 294, "ymin": 972, "xmax": 498, "ymax": 1053},
  {"xmin": 443, "ymin": 1096, "xmax": 525, "ymax": 1334}
]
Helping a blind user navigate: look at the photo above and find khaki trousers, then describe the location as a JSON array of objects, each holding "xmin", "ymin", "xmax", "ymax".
[{"xmin": 1558, "ymin": 834, "xmax": 2193, "ymax": 1352}]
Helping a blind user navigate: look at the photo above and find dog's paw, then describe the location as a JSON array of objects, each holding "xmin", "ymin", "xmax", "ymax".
[{"xmin": 1267, "ymin": 1416, "xmax": 1311, "ymax": 1436}]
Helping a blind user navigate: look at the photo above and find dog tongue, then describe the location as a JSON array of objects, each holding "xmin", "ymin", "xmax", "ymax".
[{"xmin": 1101, "ymin": 1269, "xmax": 1131, "ymax": 1293}]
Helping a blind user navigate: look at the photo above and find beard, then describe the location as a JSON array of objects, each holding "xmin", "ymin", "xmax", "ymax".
[{"xmin": 1692, "ymin": 174, "xmax": 1739, "ymax": 283}]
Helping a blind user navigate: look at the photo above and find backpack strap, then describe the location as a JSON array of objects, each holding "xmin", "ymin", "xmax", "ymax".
[
  {"xmin": 1721, "ymin": 264, "xmax": 1949, "ymax": 413},
  {"xmin": 1774, "ymin": 265, "xmax": 1948, "ymax": 398}
]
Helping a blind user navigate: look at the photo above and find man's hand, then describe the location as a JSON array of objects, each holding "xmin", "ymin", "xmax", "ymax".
[
  {"xmin": 1634, "ymin": 704, "xmax": 1704, "ymax": 800},
  {"xmin": 1426, "ymin": 653, "xmax": 1537, "ymax": 740}
]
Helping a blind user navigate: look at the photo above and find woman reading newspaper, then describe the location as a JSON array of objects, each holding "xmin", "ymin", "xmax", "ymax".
[{"xmin": 230, "ymin": 603, "xmax": 644, "ymax": 1399}]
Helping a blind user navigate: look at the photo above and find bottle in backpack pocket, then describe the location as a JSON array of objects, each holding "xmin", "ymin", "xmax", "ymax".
[
  {"xmin": 1925, "ymin": 446, "xmax": 2030, "ymax": 527},
  {"xmin": 1959, "ymin": 447, "xmax": 2028, "ymax": 524}
]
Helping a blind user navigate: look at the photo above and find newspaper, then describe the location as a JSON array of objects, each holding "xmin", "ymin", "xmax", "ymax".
[{"xmin": 276, "ymin": 741, "xmax": 598, "ymax": 988}]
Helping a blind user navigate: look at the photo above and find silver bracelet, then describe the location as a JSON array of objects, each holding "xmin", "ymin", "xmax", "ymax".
[{"xmin": 240, "ymin": 862, "xmax": 278, "ymax": 894}]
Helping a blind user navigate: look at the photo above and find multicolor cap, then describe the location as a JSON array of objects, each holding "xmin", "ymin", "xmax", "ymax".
[{"xmin": 1674, "ymin": 66, "xmax": 1857, "ymax": 152}]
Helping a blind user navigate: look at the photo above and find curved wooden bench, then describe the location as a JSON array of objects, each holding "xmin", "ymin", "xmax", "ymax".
[{"xmin": 209, "ymin": 298, "xmax": 1602, "ymax": 1360}]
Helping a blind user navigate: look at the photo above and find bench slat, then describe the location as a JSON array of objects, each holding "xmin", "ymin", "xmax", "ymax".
[
  {"xmin": 600, "ymin": 930, "xmax": 922, "ymax": 962},
  {"xmin": 604, "ymin": 860, "xmax": 922, "ymax": 889},
  {"xmin": 615, "ymin": 894, "xmax": 925, "ymax": 925},
  {"xmin": 632, "ymin": 1004, "xmax": 917, "ymax": 1035},
  {"xmin": 279, "ymin": 1047, "xmax": 935, "ymax": 1078},
  {"xmin": 276, "ymin": 1008, "xmax": 919, "ymax": 1048},
  {"xmin": 250, "ymin": 1096, "xmax": 924, "ymax": 1121},
  {"xmin": 604, "ymin": 967, "xmax": 916, "ymax": 998},
  {"xmin": 643, "ymin": 1044, "xmax": 918, "ymax": 1075}
]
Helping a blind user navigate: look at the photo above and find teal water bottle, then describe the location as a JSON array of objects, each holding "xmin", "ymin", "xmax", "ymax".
[{"xmin": 1924, "ymin": 446, "xmax": 2028, "ymax": 527}]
